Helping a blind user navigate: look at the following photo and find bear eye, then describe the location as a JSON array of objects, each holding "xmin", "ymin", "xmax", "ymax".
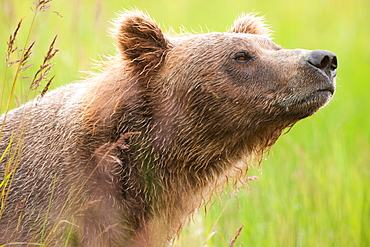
[{"xmin": 233, "ymin": 52, "xmax": 254, "ymax": 63}]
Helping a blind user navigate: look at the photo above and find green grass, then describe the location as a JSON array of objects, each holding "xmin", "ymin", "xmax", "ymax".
[{"xmin": 1, "ymin": 0, "xmax": 369, "ymax": 246}]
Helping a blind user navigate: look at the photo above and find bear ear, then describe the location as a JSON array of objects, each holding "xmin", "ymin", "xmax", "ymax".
[
  {"xmin": 229, "ymin": 13, "xmax": 271, "ymax": 37},
  {"xmin": 114, "ymin": 10, "xmax": 169, "ymax": 75}
]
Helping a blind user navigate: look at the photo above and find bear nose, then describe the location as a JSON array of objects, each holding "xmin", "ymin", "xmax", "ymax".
[{"xmin": 307, "ymin": 50, "xmax": 337, "ymax": 79}]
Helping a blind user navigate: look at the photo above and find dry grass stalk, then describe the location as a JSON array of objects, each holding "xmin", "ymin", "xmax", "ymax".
[
  {"xmin": 1, "ymin": 0, "xmax": 59, "ymax": 223},
  {"xmin": 2, "ymin": 19, "xmax": 23, "ymax": 116},
  {"xmin": 20, "ymin": 42, "xmax": 36, "ymax": 72},
  {"xmin": 33, "ymin": 0, "xmax": 54, "ymax": 12},
  {"xmin": 30, "ymin": 36, "xmax": 58, "ymax": 92},
  {"xmin": 229, "ymin": 222, "xmax": 245, "ymax": 247},
  {"xmin": 40, "ymin": 76, "xmax": 55, "ymax": 97},
  {"xmin": 5, "ymin": 19, "xmax": 23, "ymax": 67},
  {"xmin": 2, "ymin": 0, "xmax": 59, "ymax": 115}
]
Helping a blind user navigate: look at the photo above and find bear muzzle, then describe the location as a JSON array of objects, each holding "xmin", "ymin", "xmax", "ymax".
[{"xmin": 271, "ymin": 50, "xmax": 337, "ymax": 118}]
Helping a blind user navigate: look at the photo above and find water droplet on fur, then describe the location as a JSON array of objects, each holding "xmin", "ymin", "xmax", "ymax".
[{"xmin": 285, "ymin": 106, "xmax": 289, "ymax": 112}]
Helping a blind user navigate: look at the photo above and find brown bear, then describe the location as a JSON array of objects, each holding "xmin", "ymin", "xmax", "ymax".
[{"xmin": 0, "ymin": 10, "xmax": 337, "ymax": 247}]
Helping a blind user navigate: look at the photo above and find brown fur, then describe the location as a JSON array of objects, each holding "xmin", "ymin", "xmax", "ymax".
[
  {"xmin": 229, "ymin": 13, "xmax": 272, "ymax": 37},
  {"xmin": 0, "ymin": 10, "xmax": 336, "ymax": 246}
]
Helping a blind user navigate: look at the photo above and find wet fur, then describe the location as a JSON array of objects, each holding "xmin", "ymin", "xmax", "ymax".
[{"xmin": 0, "ymin": 11, "xmax": 334, "ymax": 246}]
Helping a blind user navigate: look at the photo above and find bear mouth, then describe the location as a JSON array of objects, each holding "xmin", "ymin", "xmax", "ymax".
[
  {"xmin": 274, "ymin": 85, "xmax": 335, "ymax": 111},
  {"xmin": 301, "ymin": 88, "xmax": 334, "ymax": 106}
]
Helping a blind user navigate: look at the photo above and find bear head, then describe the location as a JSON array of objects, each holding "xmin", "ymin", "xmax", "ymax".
[{"xmin": 100, "ymin": 10, "xmax": 337, "ymax": 179}]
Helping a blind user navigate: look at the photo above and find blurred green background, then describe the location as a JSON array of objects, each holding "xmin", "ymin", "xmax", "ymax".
[{"xmin": 1, "ymin": 0, "xmax": 369, "ymax": 246}]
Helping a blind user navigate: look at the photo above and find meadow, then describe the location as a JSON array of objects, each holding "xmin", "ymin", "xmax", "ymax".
[{"xmin": 1, "ymin": 0, "xmax": 369, "ymax": 246}]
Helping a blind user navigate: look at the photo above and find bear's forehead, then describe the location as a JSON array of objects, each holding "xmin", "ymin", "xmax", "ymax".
[{"xmin": 170, "ymin": 32, "xmax": 281, "ymax": 51}]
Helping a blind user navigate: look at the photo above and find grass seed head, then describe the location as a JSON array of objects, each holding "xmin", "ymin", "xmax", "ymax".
[{"xmin": 6, "ymin": 19, "xmax": 23, "ymax": 66}]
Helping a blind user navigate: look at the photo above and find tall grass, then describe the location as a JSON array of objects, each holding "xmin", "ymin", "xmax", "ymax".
[
  {"xmin": 1, "ymin": 0, "xmax": 369, "ymax": 246},
  {"xmin": 1, "ymin": 0, "xmax": 59, "ymax": 227}
]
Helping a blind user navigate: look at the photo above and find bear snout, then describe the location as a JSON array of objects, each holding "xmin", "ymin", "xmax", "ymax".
[{"xmin": 307, "ymin": 50, "xmax": 337, "ymax": 81}]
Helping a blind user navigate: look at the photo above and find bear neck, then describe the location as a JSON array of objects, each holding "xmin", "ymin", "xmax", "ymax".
[{"xmin": 81, "ymin": 66, "xmax": 289, "ymax": 243}]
